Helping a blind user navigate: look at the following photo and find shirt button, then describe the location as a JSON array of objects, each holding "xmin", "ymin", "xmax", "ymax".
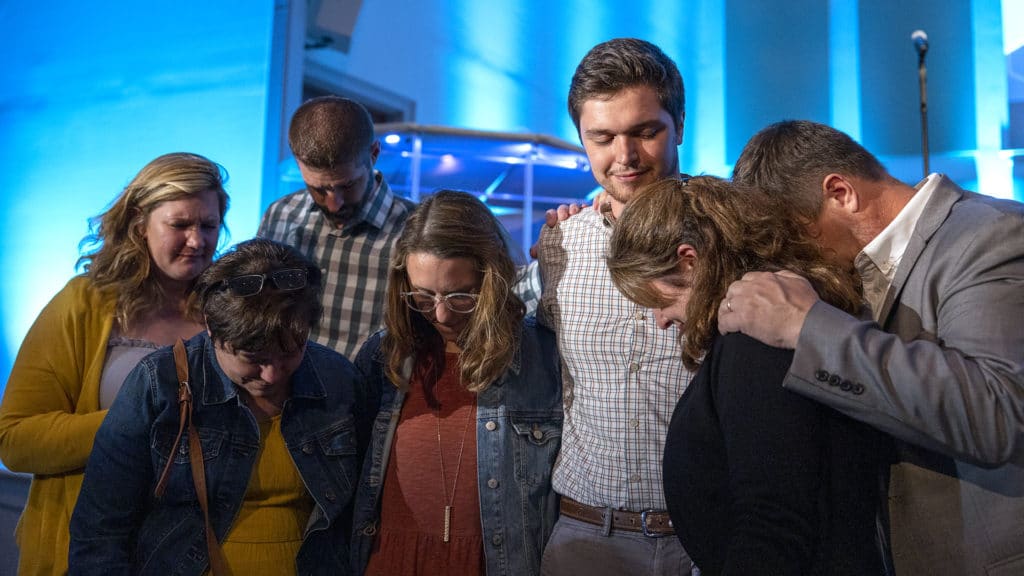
[
  {"xmin": 325, "ymin": 490, "xmax": 336, "ymax": 502},
  {"xmin": 629, "ymin": 473, "xmax": 641, "ymax": 483},
  {"xmin": 828, "ymin": 374, "xmax": 841, "ymax": 386},
  {"xmin": 532, "ymin": 427, "xmax": 544, "ymax": 440},
  {"xmin": 487, "ymin": 478, "xmax": 499, "ymax": 489},
  {"xmin": 629, "ymin": 418, "xmax": 639, "ymax": 428},
  {"xmin": 485, "ymin": 421, "xmax": 497, "ymax": 431},
  {"xmin": 634, "ymin": 311, "xmax": 646, "ymax": 321},
  {"xmin": 815, "ymin": 370, "xmax": 830, "ymax": 382},
  {"xmin": 491, "ymin": 534, "xmax": 503, "ymax": 546},
  {"xmin": 302, "ymin": 445, "xmax": 314, "ymax": 454},
  {"xmin": 628, "ymin": 362, "xmax": 641, "ymax": 373}
]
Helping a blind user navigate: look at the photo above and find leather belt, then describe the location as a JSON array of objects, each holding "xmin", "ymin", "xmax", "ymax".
[{"xmin": 560, "ymin": 497, "xmax": 674, "ymax": 537}]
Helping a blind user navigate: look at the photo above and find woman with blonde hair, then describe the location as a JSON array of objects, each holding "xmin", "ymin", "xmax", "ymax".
[
  {"xmin": 0, "ymin": 152, "xmax": 228, "ymax": 575},
  {"xmin": 607, "ymin": 176, "xmax": 891, "ymax": 575},
  {"xmin": 351, "ymin": 190, "xmax": 562, "ymax": 576}
]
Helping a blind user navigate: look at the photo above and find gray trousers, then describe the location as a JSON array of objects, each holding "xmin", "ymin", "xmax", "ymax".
[{"xmin": 541, "ymin": 515, "xmax": 699, "ymax": 576}]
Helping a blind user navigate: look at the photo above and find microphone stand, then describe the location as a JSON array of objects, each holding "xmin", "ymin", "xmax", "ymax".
[{"xmin": 917, "ymin": 49, "xmax": 929, "ymax": 178}]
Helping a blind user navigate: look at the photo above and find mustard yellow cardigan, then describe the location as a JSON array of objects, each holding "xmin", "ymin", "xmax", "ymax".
[{"xmin": 0, "ymin": 276, "xmax": 114, "ymax": 575}]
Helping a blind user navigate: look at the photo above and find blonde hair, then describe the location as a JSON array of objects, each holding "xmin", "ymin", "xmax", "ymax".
[
  {"xmin": 78, "ymin": 152, "xmax": 228, "ymax": 331},
  {"xmin": 384, "ymin": 190, "xmax": 524, "ymax": 392},
  {"xmin": 608, "ymin": 176, "xmax": 861, "ymax": 371}
]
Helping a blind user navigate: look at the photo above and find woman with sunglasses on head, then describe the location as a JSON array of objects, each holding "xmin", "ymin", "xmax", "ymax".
[
  {"xmin": 69, "ymin": 238, "xmax": 367, "ymax": 575},
  {"xmin": 351, "ymin": 190, "xmax": 563, "ymax": 576},
  {"xmin": 607, "ymin": 177, "xmax": 891, "ymax": 575},
  {"xmin": 0, "ymin": 153, "xmax": 227, "ymax": 576}
]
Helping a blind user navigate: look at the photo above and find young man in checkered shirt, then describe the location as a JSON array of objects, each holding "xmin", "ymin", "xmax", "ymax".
[{"xmin": 537, "ymin": 39, "xmax": 698, "ymax": 576}]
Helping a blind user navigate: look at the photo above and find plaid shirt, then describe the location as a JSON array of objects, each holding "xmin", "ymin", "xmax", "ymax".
[
  {"xmin": 538, "ymin": 208, "xmax": 694, "ymax": 511},
  {"xmin": 258, "ymin": 172, "xmax": 416, "ymax": 359}
]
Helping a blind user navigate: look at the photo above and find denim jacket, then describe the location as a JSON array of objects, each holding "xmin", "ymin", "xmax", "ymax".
[
  {"xmin": 351, "ymin": 317, "xmax": 562, "ymax": 576},
  {"xmin": 69, "ymin": 332, "xmax": 369, "ymax": 576}
]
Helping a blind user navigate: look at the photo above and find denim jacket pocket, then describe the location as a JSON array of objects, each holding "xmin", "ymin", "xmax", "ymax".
[
  {"xmin": 306, "ymin": 416, "xmax": 359, "ymax": 492},
  {"xmin": 316, "ymin": 421, "xmax": 358, "ymax": 456},
  {"xmin": 151, "ymin": 427, "xmax": 228, "ymax": 501},
  {"xmin": 509, "ymin": 413, "xmax": 562, "ymax": 487}
]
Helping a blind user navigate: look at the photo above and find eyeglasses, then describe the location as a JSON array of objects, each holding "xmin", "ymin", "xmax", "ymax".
[
  {"xmin": 401, "ymin": 291, "xmax": 479, "ymax": 314},
  {"xmin": 215, "ymin": 267, "xmax": 317, "ymax": 297}
]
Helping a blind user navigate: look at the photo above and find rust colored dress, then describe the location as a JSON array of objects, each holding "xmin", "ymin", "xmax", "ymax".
[{"xmin": 365, "ymin": 352, "xmax": 485, "ymax": 575}]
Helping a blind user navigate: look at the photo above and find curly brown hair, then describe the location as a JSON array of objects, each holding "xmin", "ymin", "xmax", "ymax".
[{"xmin": 608, "ymin": 176, "xmax": 861, "ymax": 371}]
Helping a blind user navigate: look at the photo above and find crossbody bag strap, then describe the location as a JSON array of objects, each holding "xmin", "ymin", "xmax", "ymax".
[
  {"xmin": 153, "ymin": 339, "xmax": 193, "ymax": 498},
  {"xmin": 154, "ymin": 339, "xmax": 230, "ymax": 576}
]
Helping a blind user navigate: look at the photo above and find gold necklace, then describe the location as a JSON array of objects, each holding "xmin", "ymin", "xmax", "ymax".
[{"xmin": 436, "ymin": 397, "xmax": 475, "ymax": 543}]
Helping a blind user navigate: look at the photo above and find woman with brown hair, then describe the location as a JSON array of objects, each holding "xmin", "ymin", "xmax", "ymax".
[
  {"xmin": 0, "ymin": 152, "xmax": 227, "ymax": 575},
  {"xmin": 351, "ymin": 190, "xmax": 562, "ymax": 576},
  {"xmin": 607, "ymin": 176, "xmax": 891, "ymax": 575}
]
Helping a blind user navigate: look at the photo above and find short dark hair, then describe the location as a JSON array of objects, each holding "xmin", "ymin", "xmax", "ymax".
[
  {"xmin": 568, "ymin": 38, "xmax": 685, "ymax": 133},
  {"xmin": 288, "ymin": 96, "xmax": 376, "ymax": 169},
  {"xmin": 194, "ymin": 238, "xmax": 323, "ymax": 354},
  {"xmin": 732, "ymin": 120, "xmax": 890, "ymax": 224}
]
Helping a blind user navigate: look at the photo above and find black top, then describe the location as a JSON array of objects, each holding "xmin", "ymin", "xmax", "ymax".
[{"xmin": 664, "ymin": 333, "xmax": 890, "ymax": 576}]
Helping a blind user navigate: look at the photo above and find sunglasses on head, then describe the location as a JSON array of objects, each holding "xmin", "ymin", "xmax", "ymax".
[{"xmin": 212, "ymin": 267, "xmax": 318, "ymax": 297}]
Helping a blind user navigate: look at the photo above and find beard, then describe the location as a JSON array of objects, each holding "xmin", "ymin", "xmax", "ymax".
[{"xmin": 314, "ymin": 201, "xmax": 359, "ymax": 227}]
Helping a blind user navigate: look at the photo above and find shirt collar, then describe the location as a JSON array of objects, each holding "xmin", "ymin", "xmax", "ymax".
[
  {"xmin": 859, "ymin": 173, "xmax": 939, "ymax": 282},
  {"xmin": 341, "ymin": 170, "xmax": 393, "ymax": 232}
]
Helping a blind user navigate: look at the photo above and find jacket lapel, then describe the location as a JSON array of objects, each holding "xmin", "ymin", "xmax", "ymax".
[{"xmin": 877, "ymin": 175, "xmax": 964, "ymax": 327}]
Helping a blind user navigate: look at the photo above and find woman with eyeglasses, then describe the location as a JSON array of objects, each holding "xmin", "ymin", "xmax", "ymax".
[
  {"xmin": 69, "ymin": 238, "xmax": 367, "ymax": 575},
  {"xmin": 0, "ymin": 153, "xmax": 227, "ymax": 576},
  {"xmin": 351, "ymin": 190, "xmax": 563, "ymax": 576}
]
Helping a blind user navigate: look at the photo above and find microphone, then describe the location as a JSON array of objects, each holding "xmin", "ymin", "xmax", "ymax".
[
  {"xmin": 911, "ymin": 29, "xmax": 930, "ymax": 177},
  {"xmin": 912, "ymin": 30, "xmax": 928, "ymax": 56}
]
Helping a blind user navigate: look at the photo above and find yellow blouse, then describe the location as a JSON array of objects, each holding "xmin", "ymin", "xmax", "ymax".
[{"xmin": 211, "ymin": 415, "xmax": 314, "ymax": 576}]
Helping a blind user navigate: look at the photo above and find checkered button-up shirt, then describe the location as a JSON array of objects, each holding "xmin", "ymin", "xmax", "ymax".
[
  {"xmin": 258, "ymin": 172, "xmax": 416, "ymax": 359},
  {"xmin": 538, "ymin": 208, "xmax": 694, "ymax": 511}
]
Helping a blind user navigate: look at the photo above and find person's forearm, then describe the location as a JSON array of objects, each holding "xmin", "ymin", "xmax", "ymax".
[{"xmin": 788, "ymin": 301, "xmax": 1024, "ymax": 466}]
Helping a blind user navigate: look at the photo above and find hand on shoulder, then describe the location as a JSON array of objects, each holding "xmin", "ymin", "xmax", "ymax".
[
  {"xmin": 529, "ymin": 202, "xmax": 590, "ymax": 258},
  {"xmin": 717, "ymin": 270, "xmax": 819, "ymax": 349}
]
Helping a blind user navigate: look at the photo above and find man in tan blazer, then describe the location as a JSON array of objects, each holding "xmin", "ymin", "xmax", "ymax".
[{"xmin": 720, "ymin": 120, "xmax": 1024, "ymax": 576}]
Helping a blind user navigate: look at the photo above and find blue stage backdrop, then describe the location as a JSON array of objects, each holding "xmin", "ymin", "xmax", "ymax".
[{"xmin": 0, "ymin": 0, "xmax": 1022, "ymax": 409}]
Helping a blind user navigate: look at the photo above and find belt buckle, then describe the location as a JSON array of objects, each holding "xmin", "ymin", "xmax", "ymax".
[{"xmin": 640, "ymin": 509, "xmax": 669, "ymax": 538}]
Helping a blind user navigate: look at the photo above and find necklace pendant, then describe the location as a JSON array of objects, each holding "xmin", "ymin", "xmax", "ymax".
[{"xmin": 443, "ymin": 505, "xmax": 451, "ymax": 543}]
